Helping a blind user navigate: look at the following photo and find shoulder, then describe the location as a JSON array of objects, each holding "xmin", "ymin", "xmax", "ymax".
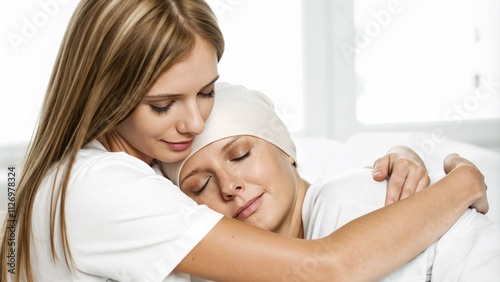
[
  {"xmin": 306, "ymin": 168, "xmax": 387, "ymax": 205},
  {"xmin": 32, "ymin": 141, "xmax": 223, "ymax": 280},
  {"xmin": 75, "ymin": 140, "xmax": 159, "ymax": 179},
  {"xmin": 302, "ymin": 168, "xmax": 388, "ymax": 239},
  {"xmin": 48, "ymin": 140, "xmax": 198, "ymax": 216}
]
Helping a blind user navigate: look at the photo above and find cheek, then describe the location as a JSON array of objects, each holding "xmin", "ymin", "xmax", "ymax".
[
  {"xmin": 116, "ymin": 109, "xmax": 144, "ymax": 138},
  {"xmin": 116, "ymin": 106, "xmax": 175, "ymax": 148},
  {"xmin": 199, "ymin": 98, "xmax": 214, "ymax": 121},
  {"xmin": 130, "ymin": 107, "xmax": 173, "ymax": 136},
  {"xmin": 251, "ymin": 152, "xmax": 286, "ymax": 180}
]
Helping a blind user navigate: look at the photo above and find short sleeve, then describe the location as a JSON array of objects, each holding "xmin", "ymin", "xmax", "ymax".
[{"xmin": 63, "ymin": 151, "xmax": 223, "ymax": 281}]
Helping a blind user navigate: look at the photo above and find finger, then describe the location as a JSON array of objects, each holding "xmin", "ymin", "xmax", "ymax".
[
  {"xmin": 414, "ymin": 173, "xmax": 431, "ymax": 193},
  {"xmin": 384, "ymin": 157, "xmax": 416, "ymax": 204},
  {"xmin": 443, "ymin": 153, "xmax": 461, "ymax": 174},
  {"xmin": 472, "ymin": 193, "xmax": 489, "ymax": 214},
  {"xmin": 384, "ymin": 183, "xmax": 402, "ymax": 206},
  {"xmin": 385, "ymin": 171, "xmax": 406, "ymax": 205},
  {"xmin": 373, "ymin": 156, "xmax": 391, "ymax": 182},
  {"xmin": 399, "ymin": 166, "xmax": 430, "ymax": 200}
]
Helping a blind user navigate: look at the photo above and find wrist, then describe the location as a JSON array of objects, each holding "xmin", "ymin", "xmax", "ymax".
[{"xmin": 448, "ymin": 165, "xmax": 485, "ymax": 206}]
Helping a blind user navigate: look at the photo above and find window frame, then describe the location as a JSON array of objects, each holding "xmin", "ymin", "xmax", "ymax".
[{"xmin": 302, "ymin": 0, "xmax": 500, "ymax": 150}]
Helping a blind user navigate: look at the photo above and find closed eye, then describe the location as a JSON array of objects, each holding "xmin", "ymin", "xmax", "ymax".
[
  {"xmin": 198, "ymin": 88, "xmax": 215, "ymax": 99},
  {"xmin": 232, "ymin": 151, "xmax": 251, "ymax": 162},
  {"xmin": 194, "ymin": 176, "xmax": 211, "ymax": 196},
  {"xmin": 150, "ymin": 104, "xmax": 172, "ymax": 113}
]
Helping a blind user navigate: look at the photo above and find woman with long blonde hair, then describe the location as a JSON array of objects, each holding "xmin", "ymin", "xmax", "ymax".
[{"xmin": 1, "ymin": 0, "xmax": 488, "ymax": 281}]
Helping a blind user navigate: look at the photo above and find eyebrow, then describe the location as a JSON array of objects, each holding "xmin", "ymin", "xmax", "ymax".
[
  {"xmin": 180, "ymin": 136, "xmax": 241, "ymax": 186},
  {"xmin": 180, "ymin": 169, "xmax": 200, "ymax": 187},
  {"xmin": 221, "ymin": 136, "xmax": 241, "ymax": 151},
  {"xmin": 146, "ymin": 75, "xmax": 220, "ymax": 99}
]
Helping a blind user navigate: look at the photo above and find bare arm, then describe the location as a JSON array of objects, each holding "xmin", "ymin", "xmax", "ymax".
[{"xmin": 176, "ymin": 155, "xmax": 486, "ymax": 282}]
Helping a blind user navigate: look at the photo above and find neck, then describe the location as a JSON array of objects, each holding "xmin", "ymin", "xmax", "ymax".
[
  {"xmin": 97, "ymin": 131, "xmax": 153, "ymax": 165},
  {"xmin": 283, "ymin": 176, "xmax": 310, "ymax": 239}
]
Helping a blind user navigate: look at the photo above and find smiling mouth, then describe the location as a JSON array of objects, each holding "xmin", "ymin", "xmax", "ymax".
[
  {"xmin": 234, "ymin": 194, "xmax": 263, "ymax": 220},
  {"xmin": 163, "ymin": 139, "xmax": 194, "ymax": 151}
]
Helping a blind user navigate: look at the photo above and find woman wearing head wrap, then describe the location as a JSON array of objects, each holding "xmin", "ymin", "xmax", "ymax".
[
  {"xmin": 163, "ymin": 83, "xmax": 499, "ymax": 281},
  {"xmin": 1, "ymin": 0, "xmax": 489, "ymax": 281}
]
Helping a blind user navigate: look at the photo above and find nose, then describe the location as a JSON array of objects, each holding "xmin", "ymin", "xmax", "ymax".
[
  {"xmin": 176, "ymin": 100, "xmax": 206, "ymax": 136},
  {"xmin": 219, "ymin": 170, "xmax": 245, "ymax": 201}
]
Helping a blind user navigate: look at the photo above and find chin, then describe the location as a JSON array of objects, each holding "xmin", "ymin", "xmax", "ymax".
[
  {"xmin": 157, "ymin": 151, "xmax": 190, "ymax": 163},
  {"xmin": 253, "ymin": 222, "xmax": 274, "ymax": 232}
]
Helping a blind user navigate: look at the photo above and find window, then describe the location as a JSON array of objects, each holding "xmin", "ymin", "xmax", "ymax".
[
  {"xmin": 2, "ymin": 0, "xmax": 498, "ymax": 149},
  {"xmin": 353, "ymin": 0, "xmax": 500, "ymax": 124},
  {"xmin": 303, "ymin": 0, "xmax": 500, "ymax": 148}
]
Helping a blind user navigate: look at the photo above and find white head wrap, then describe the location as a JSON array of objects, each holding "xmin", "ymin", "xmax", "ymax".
[{"xmin": 161, "ymin": 82, "xmax": 296, "ymax": 185}]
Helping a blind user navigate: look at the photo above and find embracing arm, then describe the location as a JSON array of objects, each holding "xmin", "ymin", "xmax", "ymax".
[{"xmin": 175, "ymin": 155, "xmax": 486, "ymax": 282}]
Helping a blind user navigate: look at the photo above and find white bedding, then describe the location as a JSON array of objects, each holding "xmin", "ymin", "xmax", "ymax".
[
  {"xmin": 302, "ymin": 168, "xmax": 500, "ymax": 281},
  {"xmin": 293, "ymin": 131, "xmax": 500, "ymax": 224}
]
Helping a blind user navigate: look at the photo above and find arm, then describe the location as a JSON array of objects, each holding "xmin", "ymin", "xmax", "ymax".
[
  {"xmin": 176, "ymin": 154, "xmax": 487, "ymax": 282},
  {"xmin": 373, "ymin": 145, "xmax": 431, "ymax": 205}
]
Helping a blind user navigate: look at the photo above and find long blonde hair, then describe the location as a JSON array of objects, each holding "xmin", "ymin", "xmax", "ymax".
[{"xmin": 0, "ymin": 0, "xmax": 223, "ymax": 280}]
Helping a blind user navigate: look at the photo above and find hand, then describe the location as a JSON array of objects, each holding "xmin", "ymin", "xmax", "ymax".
[
  {"xmin": 373, "ymin": 146, "xmax": 430, "ymax": 206},
  {"xmin": 443, "ymin": 153, "xmax": 489, "ymax": 214}
]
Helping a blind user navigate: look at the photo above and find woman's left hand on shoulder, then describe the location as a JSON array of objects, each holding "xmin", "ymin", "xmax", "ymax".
[{"xmin": 372, "ymin": 145, "xmax": 431, "ymax": 206}]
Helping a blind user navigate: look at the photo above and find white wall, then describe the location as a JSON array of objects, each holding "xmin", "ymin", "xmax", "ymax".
[
  {"xmin": 1, "ymin": 0, "xmax": 499, "ymax": 151},
  {"xmin": 0, "ymin": 0, "xmax": 80, "ymax": 146},
  {"xmin": 207, "ymin": 0, "xmax": 304, "ymax": 133},
  {"xmin": 0, "ymin": 0, "xmax": 305, "ymax": 146}
]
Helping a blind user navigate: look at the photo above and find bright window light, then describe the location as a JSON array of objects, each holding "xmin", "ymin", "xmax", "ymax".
[{"xmin": 353, "ymin": 0, "xmax": 500, "ymax": 124}]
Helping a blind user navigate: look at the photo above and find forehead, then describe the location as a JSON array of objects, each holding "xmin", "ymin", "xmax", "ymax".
[
  {"xmin": 149, "ymin": 38, "xmax": 218, "ymax": 95},
  {"xmin": 192, "ymin": 135, "xmax": 269, "ymax": 157},
  {"xmin": 180, "ymin": 135, "xmax": 265, "ymax": 175}
]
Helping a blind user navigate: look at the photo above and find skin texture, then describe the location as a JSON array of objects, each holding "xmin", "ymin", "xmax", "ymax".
[
  {"xmin": 175, "ymin": 135, "xmax": 454, "ymax": 241},
  {"xmin": 180, "ymin": 135, "xmax": 309, "ymax": 237},
  {"xmin": 98, "ymin": 38, "xmax": 219, "ymax": 164},
  {"xmin": 176, "ymin": 158, "xmax": 486, "ymax": 281},
  {"xmin": 373, "ymin": 145, "xmax": 431, "ymax": 205}
]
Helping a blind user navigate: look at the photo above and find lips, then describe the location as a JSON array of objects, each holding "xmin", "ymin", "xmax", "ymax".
[
  {"xmin": 164, "ymin": 139, "xmax": 194, "ymax": 152},
  {"xmin": 234, "ymin": 194, "xmax": 263, "ymax": 220}
]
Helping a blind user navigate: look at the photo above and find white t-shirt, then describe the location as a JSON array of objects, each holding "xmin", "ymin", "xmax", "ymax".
[
  {"xmin": 302, "ymin": 168, "xmax": 500, "ymax": 282},
  {"xmin": 21, "ymin": 140, "xmax": 223, "ymax": 282}
]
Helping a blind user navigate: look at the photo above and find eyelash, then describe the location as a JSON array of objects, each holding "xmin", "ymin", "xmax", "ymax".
[
  {"xmin": 194, "ymin": 176, "xmax": 211, "ymax": 196},
  {"xmin": 232, "ymin": 151, "xmax": 251, "ymax": 162},
  {"xmin": 192, "ymin": 150, "xmax": 249, "ymax": 196},
  {"xmin": 151, "ymin": 104, "xmax": 172, "ymax": 113},
  {"xmin": 150, "ymin": 89, "xmax": 215, "ymax": 114},
  {"xmin": 199, "ymin": 89, "xmax": 215, "ymax": 99}
]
